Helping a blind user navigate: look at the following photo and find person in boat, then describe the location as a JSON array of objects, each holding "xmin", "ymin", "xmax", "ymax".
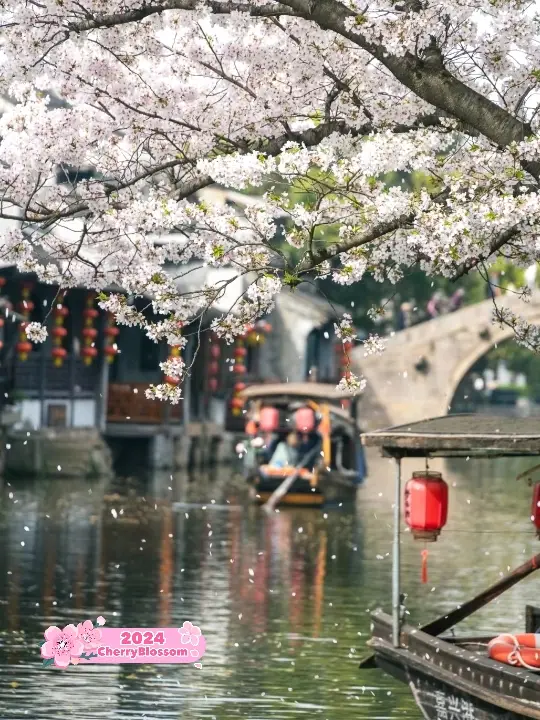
[
  {"xmin": 269, "ymin": 431, "xmax": 299, "ymax": 468},
  {"xmin": 294, "ymin": 406, "xmax": 323, "ymax": 470}
]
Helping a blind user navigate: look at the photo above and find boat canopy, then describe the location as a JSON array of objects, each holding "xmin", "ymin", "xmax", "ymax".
[
  {"xmin": 361, "ymin": 414, "xmax": 540, "ymax": 458},
  {"xmin": 238, "ymin": 382, "xmax": 359, "ymax": 403}
]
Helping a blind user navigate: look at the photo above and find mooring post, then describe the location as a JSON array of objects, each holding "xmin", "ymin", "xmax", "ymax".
[{"xmin": 392, "ymin": 457, "xmax": 402, "ymax": 648}]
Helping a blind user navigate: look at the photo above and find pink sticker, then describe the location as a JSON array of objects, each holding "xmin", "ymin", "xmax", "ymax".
[{"xmin": 40, "ymin": 618, "xmax": 206, "ymax": 668}]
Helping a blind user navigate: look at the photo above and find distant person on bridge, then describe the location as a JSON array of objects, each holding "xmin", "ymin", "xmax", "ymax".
[
  {"xmin": 449, "ymin": 288, "xmax": 465, "ymax": 312},
  {"xmin": 486, "ymin": 272, "xmax": 501, "ymax": 299},
  {"xmin": 397, "ymin": 302, "xmax": 413, "ymax": 330},
  {"xmin": 427, "ymin": 291, "xmax": 445, "ymax": 319}
]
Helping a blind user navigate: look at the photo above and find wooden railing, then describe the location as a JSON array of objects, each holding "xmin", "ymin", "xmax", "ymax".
[{"xmin": 107, "ymin": 383, "xmax": 182, "ymax": 424}]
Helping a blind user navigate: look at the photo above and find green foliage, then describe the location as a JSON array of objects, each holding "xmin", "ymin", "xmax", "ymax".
[{"xmin": 487, "ymin": 340, "xmax": 540, "ymax": 399}]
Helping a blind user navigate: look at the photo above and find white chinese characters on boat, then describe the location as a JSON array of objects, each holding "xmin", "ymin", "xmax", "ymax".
[{"xmin": 435, "ymin": 691, "xmax": 475, "ymax": 720}]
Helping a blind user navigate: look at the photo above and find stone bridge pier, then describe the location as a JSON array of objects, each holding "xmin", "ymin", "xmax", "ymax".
[{"xmin": 353, "ymin": 291, "xmax": 540, "ymax": 431}]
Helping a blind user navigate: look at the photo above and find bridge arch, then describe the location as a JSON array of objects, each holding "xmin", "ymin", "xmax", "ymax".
[
  {"xmin": 353, "ymin": 292, "xmax": 540, "ymax": 431},
  {"xmin": 445, "ymin": 316, "xmax": 540, "ymax": 413}
]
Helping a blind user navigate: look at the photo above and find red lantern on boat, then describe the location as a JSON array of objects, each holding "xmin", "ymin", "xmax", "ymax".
[
  {"xmin": 294, "ymin": 407, "xmax": 316, "ymax": 433},
  {"xmin": 531, "ymin": 484, "xmax": 540, "ymax": 537},
  {"xmin": 404, "ymin": 471, "xmax": 448, "ymax": 542},
  {"xmin": 259, "ymin": 407, "xmax": 279, "ymax": 433}
]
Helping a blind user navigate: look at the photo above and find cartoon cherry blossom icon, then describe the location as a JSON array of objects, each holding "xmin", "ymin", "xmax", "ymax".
[
  {"xmin": 179, "ymin": 621, "xmax": 201, "ymax": 647},
  {"xmin": 41, "ymin": 625, "xmax": 84, "ymax": 668},
  {"xmin": 77, "ymin": 620, "xmax": 102, "ymax": 649}
]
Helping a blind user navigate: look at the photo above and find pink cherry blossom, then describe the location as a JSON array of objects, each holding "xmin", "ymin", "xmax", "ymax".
[
  {"xmin": 77, "ymin": 620, "xmax": 102, "ymax": 649},
  {"xmin": 41, "ymin": 625, "xmax": 84, "ymax": 669},
  {"xmin": 179, "ymin": 621, "xmax": 202, "ymax": 647},
  {"xmin": 0, "ymin": 0, "xmax": 538, "ymax": 392}
]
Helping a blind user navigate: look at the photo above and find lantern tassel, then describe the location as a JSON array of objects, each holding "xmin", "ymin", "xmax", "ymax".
[{"xmin": 421, "ymin": 549, "xmax": 428, "ymax": 584}]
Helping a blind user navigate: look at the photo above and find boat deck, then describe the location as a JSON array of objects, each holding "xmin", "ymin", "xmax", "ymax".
[{"xmin": 371, "ymin": 611, "xmax": 540, "ymax": 718}]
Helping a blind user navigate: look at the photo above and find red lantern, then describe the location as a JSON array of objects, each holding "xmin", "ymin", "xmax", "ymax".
[
  {"xmin": 231, "ymin": 397, "xmax": 244, "ymax": 410},
  {"xmin": 234, "ymin": 382, "xmax": 246, "ymax": 393},
  {"xmin": 83, "ymin": 308, "xmax": 99, "ymax": 321},
  {"xmin": 16, "ymin": 341, "xmax": 32, "ymax": 361},
  {"xmin": 104, "ymin": 345, "xmax": 118, "ymax": 363},
  {"xmin": 234, "ymin": 346, "xmax": 247, "ymax": 359},
  {"xmin": 81, "ymin": 346, "xmax": 98, "ymax": 366},
  {"xmin": 208, "ymin": 361, "xmax": 220, "ymax": 376},
  {"xmin": 82, "ymin": 327, "xmax": 98, "ymax": 340},
  {"xmin": 404, "ymin": 471, "xmax": 448, "ymax": 542},
  {"xmin": 294, "ymin": 407, "xmax": 316, "ymax": 433},
  {"xmin": 51, "ymin": 327, "xmax": 68, "ymax": 339},
  {"xmin": 234, "ymin": 364, "xmax": 247, "ymax": 374},
  {"xmin": 51, "ymin": 347, "xmax": 67, "ymax": 367},
  {"xmin": 210, "ymin": 344, "xmax": 221, "ymax": 359},
  {"xmin": 259, "ymin": 406, "xmax": 279, "ymax": 432},
  {"xmin": 53, "ymin": 305, "xmax": 69, "ymax": 320},
  {"xmin": 531, "ymin": 484, "xmax": 540, "ymax": 537},
  {"xmin": 165, "ymin": 375, "xmax": 179, "ymax": 386},
  {"xmin": 104, "ymin": 326, "xmax": 120, "ymax": 338},
  {"xmin": 0, "ymin": 277, "xmax": 6, "ymax": 288},
  {"xmin": 208, "ymin": 377, "xmax": 219, "ymax": 393}
]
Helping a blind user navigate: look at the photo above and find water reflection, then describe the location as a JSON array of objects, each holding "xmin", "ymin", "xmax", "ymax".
[{"xmin": 0, "ymin": 452, "xmax": 538, "ymax": 718}]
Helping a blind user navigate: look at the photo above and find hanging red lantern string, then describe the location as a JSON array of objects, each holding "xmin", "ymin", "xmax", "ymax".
[
  {"xmin": 230, "ymin": 381, "xmax": 246, "ymax": 417},
  {"xmin": 103, "ymin": 312, "xmax": 119, "ymax": 364},
  {"xmin": 233, "ymin": 332, "xmax": 247, "ymax": 376},
  {"xmin": 208, "ymin": 333, "xmax": 221, "ymax": 394},
  {"xmin": 51, "ymin": 294, "xmax": 69, "ymax": 368},
  {"xmin": 404, "ymin": 470, "xmax": 449, "ymax": 583},
  {"xmin": 164, "ymin": 323, "xmax": 182, "ymax": 386},
  {"xmin": 81, "ymin": 292, "xmax": 99, "ymax": 366},
  {"xmin": 16, "ymin": 282, "xmax": 34, "ymax": 362}
]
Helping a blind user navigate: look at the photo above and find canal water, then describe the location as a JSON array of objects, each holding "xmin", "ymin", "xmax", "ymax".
[{"xmin": 0, "ymin": 451, "xmax": 539, "ymax": 719}]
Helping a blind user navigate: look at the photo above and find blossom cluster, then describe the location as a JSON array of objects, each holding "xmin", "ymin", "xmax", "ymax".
[
  {"xmin": 41, "ymin": 617, "xmax": 106, "ymax": 669},
  {"xmin": 0, "ymin": 0, "xmax": 538, "ymax": 394}
]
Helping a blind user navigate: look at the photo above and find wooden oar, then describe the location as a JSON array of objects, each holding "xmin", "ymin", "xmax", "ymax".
[
  {"xmin": 359, "ymin": 551, "xmax": 540, "ymax": 669},
  {"xmin": 262, "ymin": 446, "xmax": 320, "ymax": 515}
]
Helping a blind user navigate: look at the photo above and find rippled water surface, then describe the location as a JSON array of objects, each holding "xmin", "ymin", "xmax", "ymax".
[{"xmin": 0, "ymin": 451, "xmax": 539, "ymax": 719}]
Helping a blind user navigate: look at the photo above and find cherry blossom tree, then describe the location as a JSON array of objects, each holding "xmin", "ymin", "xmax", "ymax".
[{"xmin": 2, "ymin": 0, "xmax": 540, "ymax": 396}]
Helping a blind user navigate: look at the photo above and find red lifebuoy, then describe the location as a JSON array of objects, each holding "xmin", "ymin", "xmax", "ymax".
[{"xmin": 488, "ymin": 634, "xmax": 540, "ymax": 669}]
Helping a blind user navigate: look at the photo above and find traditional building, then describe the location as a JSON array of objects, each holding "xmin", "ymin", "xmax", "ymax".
[{"xmin": 0, "ymin": 174, "xmax": 345, "ymax": 472}]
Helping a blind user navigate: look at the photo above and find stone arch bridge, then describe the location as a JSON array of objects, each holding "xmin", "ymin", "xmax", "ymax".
[{"xmin": 353, "ymin": 291, "xmax": 540, "ymax": 431}]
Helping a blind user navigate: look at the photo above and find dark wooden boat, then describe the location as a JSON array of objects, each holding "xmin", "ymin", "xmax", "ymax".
[
  {"xmin": 235, "ymin": 382, "xmax": 367, "ymax": 507},
  {"xmin": 360, "ymin": 415, "xmax": 540, "ymax": 719}
]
